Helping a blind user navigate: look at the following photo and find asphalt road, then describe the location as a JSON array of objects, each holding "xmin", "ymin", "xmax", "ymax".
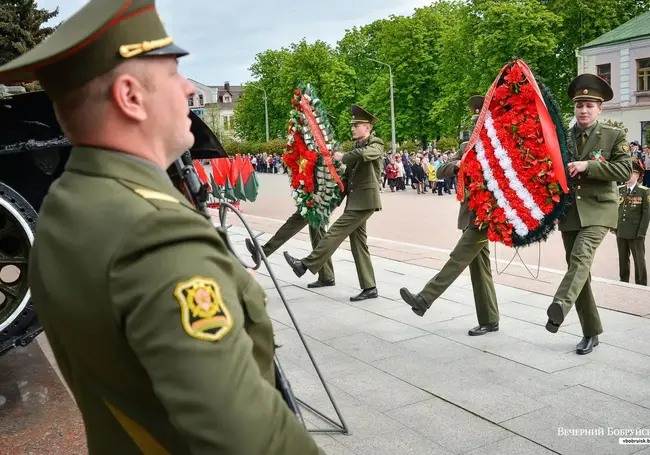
[{"xmin": 237, "ymin": 172, "xmax": 649, "ymax": 284}]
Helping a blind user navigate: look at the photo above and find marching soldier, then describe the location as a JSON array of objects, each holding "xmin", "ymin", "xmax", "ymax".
[
  {"xmin": 283, "ymin": 105, "xmax": 383, "ymax": 301},
  {"xmin": 400, "ymin": 96, "xmax": 500, "ymax": 336},
  {"xmin": 615, "ymin": 160, "xmax": 649, "ymax": 285},
  {"xmin": 0, "ymin": 0, "xmax": 323, "ymax": 453},
  {"xmin": 245, "ymin": 213, "xmax": 335, "ymax": 288},
  {"xmin": 545, "ymin": 74, "xmax": 633, "ymax": 355}
]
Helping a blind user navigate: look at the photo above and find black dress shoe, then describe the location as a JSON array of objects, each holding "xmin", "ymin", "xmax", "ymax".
[
  {"xmin": 245, "ymin": 238, "xmax": 260, "ymax": 263},
  {"xmin": 576, "ymin": 336, "xmax": 599, "ymax": 355},
  {"xmin": 283, "ymin": 252, "xmax": 307, "ymax": 277},
  {"xmin": 546, "ymin": 301, "xmax": 565, "ymax": 333},
  {"xmin": 468, "ymin": 322, "xmax": 499, "ymax": 336},
  {"xmin": 399, "ymin": 288, "xmax": 429, "ymax": 317},
  {"xmin": 307, "ymin": 279, "xmax": 335, "ymax": 288},
  {"xmin": 350, "ymin": 288, "xmax": 378, "ymax": 302}
]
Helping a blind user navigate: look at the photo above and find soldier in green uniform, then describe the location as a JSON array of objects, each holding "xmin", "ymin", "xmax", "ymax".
[
  {"xmin": 283, "ymin": 105, "xmax": 383, "ymax": 301},
  {"xmin": 614, "ymin": 160, "xmax": 649, "ymax": 285},
  {"xmin": 545, "ymin": 74, "xmax": 633, "ymax": 355},
  {"xmin": 400, "ymin": 96, "xmax": 500, "ymax": 336},
  {"xmin": 244, "ymin": 213, "xmax": 335, "ymax": 288},
  {"xmin": 0, "ymin": 1, "xmax": 324, "ymax": 453}
]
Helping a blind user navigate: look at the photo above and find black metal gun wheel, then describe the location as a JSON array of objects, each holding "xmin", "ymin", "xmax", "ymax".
[{"xmin": 0, "ymin": 182, "xmax": 38, "ymax": 351}]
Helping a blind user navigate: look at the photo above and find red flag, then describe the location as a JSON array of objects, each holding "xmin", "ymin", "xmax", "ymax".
[
  {"xmin": 193, "ymin": 160, "xmax": 210, "ymax": 191},
  {"xmin": 211, "ymin": 158, "xmax": 230, "ymax": 186},
  {"xmin": 241, "ymin": 157, "xmax": 253, "ymax": 185}
]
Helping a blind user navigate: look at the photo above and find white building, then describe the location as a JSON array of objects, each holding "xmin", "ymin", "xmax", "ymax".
[
  {"xmin": 576, "ymin": 11, "xmax": 650, "ymax": 145},
  {"xmin": 187, "ymin": 79, "xmax": 242, "ymax": 140}
]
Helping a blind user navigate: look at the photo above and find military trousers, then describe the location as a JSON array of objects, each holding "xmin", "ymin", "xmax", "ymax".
[
  {"xmin": 616, "ymin": 237, "xmax": 647, "ymax": 286},
  {"xmin": 264, "ymin": 211, "xmax": 334, "ymax": 282},
  {"xmin": 302, "ymin": 209, "xmax": 376, "ymax": 290},
  {"xmin": 554, "ymin": 226, "xmax": 608, "ymax": 337},
  {"xmin": 419, "ymin": 225, "xmax": 499, "ymax": 325}
]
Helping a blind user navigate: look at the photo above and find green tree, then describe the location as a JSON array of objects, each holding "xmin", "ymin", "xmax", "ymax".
[{"xmin": 0, "ymin": 0, "xmax": 59, "ymax": 66}]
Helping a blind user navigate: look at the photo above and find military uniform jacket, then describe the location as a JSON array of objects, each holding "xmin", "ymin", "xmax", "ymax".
[
  {"xmin": 28, "ymin": 148, "xmax": 323, "ymax": 455},
  {"xmin": 617, "ymin": 184, "xmax": 650, "ymax": 239},
  {"xmin": 438, "ymin": 149, "xmax": 473, "ymax": 231},
  {"xmin": 559, "ymin": 122, "xmax": 632, "ymax": 231},
  {"xmin": 340, "ymin": 134, "xmax": 383, "ymax": 211}
]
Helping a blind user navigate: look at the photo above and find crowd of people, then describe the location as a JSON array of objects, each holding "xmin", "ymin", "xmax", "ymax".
[{"xmin": 381, "ymin": 149, "xmax": 458, "ymax": 195}]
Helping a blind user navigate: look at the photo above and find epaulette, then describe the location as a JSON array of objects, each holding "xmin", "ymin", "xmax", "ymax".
[
  {"xmin": 600, "ymin": 123, "xmax": 622, "ymax": 132},
  {"xmin": 132, "ymin": 188, "xmax": 181, "ymax": 204},
  {"xmin": 639, "ymin": 185, "xmax": 648, "ymax": 190}
]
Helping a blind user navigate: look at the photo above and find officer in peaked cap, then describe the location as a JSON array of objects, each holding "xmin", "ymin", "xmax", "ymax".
[
  {"xmin": 615, "ymin": 159, "xmax": 649, "ymax": 286},
  {"xmin": 0, "ymin": 1, "xmax": 324, "ymax": 453},
  {"xmin": 399, "ymin": 96, "xmax": 501, "ymax": 337},
  {"xmin": 546, "ymin": 72, "xmax": 632, "ymax": 355},
  {"xmin": 283, "ymin": 103, "xmax": 384, "ymax": 301}
]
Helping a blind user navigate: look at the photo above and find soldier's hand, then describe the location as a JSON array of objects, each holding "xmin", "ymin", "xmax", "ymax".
[
  {"xmin": 610, "ymin": 229, "xmax": 616, "ymax": 234},
  {"xmin": 567, "ymin": 161, "xmax": 588, "ymax": 177},
  {"xmin": 247, "ymin": 268, "xmax": 256, "ymax": 278},
  {"xmin": 333, "ymin": 151, "xmax": 344, "ymax": 161}
]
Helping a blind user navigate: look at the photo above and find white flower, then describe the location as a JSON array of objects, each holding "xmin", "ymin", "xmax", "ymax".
[{"xmin": 300, "ymin": 207, "xmax": 308, "ymax": 216}]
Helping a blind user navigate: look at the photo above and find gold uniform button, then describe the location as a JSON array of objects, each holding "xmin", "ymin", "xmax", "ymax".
[
  {"xmin": 576, "ymin": 186, "xmax": 581, "ymax": 190},
  {"xmin": 577, "ymin": 196, "xmax": 581, "ymax": 200}
]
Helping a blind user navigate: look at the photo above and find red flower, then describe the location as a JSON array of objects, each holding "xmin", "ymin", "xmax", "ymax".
[
  {"xmin": 295, "ymin": 89, "xmax": 301, "ymax": 95},
  {"xmin": 291, "ymin": 98, "xmax": 298, "ymax": 105}
]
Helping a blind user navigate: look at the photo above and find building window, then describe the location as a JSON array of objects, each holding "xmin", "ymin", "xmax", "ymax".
[
  {"xmin": 638, "ymin": 58, "xmax": 650, "ymax": 92},
  {"xmin": 188, "ymin": 97, "xmax": 194, "ymax": 107},
  {"xmin": 223, "ymin": 116, "xmax": 230, "ymax": 130},
  {"xmin": 198, "ymin": 94, "xmax": 204, "ymax": 105},
  {"xmin": 223, "ymin": 95, "xmax": 231, "ymax": 103},
  {"xmin": 597, "ymin": 63, "xmax": 611, "ymax": 86}
]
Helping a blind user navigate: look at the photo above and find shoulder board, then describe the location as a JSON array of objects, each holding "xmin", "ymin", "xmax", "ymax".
[
  {"xmin": 639, "ymin": 185, "xmax": 648, "ymax": 190},
  {"xmin": 618, "ymin": 184, "xmax": 626, "ymax": 188},
  {"xmin": 133, "ymin": 188, "xmax": 180, "ymax": 204},
  {"xmin": 599, "ymin": 123, "xmax": 622, "ymax": 132}
]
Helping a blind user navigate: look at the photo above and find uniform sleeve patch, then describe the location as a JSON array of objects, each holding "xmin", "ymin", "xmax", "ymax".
[{"xmin": 174, "ymin": 277, "xmax": 233, "ymax": 341}]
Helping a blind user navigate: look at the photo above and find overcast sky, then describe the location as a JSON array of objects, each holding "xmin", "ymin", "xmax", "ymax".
[{"xmin": 37, "ymin": 0, "xmax": 433, "ymax": 86}]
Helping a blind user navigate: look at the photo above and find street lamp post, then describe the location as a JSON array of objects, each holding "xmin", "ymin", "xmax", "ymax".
[
  {"xmin": 250, "ymin": 83, "xmax": 270, "ymax": 142},
  {"xmin": 368, "ymin": 58, "xmax": 396, "ymax": 155}
]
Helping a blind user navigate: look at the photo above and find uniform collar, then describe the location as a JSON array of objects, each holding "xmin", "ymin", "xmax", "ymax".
[
  {"xmin": 627, "ymin": 182, "xmax": 637, "ymax": 192},
  {"xmin": 574, "ymin": 121, "xmax": 598, "ymax": 138}
]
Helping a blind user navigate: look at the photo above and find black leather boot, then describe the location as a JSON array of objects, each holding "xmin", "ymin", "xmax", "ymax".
[
  {"xmin": 546, "ymin": 301, "xmax": 565, "ymax": 333},
  {"xmin": 307, "ymin": 279, "xmax": 335, "ymax": 288},
  {"xmin": 283, "ymin": 252, "xmax": 307, "ymax": 277},
  {"xmin": 576, "ymin": 336, "xmax": 599, "ymax": 355},
  {"xmin": 399, "ymin": 288, "xmax": 429, "ymax": 317},
  {"xmin": 245, "ymin": 238, "xmax": 260, "ymax": 264},
  {"xmin": 468, "ymin": 322, "xmax": 499, "ymax": 336},
  {"xmin": 350, "ymin": 288, "xmax": 378, "ymax": 302}
]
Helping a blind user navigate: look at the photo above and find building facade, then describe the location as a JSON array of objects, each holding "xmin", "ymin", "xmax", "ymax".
[
  {"xmin": 187, "ymin": 79, "xmax": 242, "ymax": 140},
  {"xmin": 576, "ymin": 11, "xmax": 650, "ymax": 145}
]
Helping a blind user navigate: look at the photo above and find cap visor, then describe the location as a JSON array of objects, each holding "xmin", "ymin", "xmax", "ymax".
[{"xmin": 141, "ymin": 43, "xmax": 189, "ymax": 58}]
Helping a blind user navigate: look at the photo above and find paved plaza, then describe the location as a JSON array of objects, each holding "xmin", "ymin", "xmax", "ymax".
[{"xmin": 2, "ymin": 172, "xmax": 650, "ymax": 454}]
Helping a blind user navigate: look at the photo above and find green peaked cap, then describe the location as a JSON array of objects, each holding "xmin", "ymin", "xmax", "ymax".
[
  {"xmin": 350, "ymin": 104, "xmax": 378, "ymax": 124},
  {"xmin": 0, "ymin": 0, "xmax": 188, "ymax": 98},
  {"xmin": 568, "ymin": 73, "xmax": 613, "ymax": 102}
]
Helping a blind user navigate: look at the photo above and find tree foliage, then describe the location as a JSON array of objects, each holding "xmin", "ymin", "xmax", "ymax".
[
  {"xmin": 234, "ymin": 0, "xmax": 650, "ymax": 145},
  {"xmin": 0, "ymin": 0, "xmax": 59, "ymax": 66}
]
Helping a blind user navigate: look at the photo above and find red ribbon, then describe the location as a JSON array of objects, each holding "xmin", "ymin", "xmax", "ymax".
[
  {"xmin": 517, "ymin": 60, "xmax": 569, "ymax": 194},
  {"xmin": 300, "ymin": 96, "xmax": 345, "ymax": 192},
  {"xmin": 457, "ymin": 59, "xmax": 569, "ymax": 200}
]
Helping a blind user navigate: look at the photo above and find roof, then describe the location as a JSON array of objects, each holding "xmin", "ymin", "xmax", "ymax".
[{"xmin": 580, "ymin": 10, "xmax": 650, "ymax": 50}]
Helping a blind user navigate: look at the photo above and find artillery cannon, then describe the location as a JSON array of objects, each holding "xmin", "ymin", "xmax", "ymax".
[{"xmin": 0, "ymin": 89, "xmax": 226, "ymax": 355}]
